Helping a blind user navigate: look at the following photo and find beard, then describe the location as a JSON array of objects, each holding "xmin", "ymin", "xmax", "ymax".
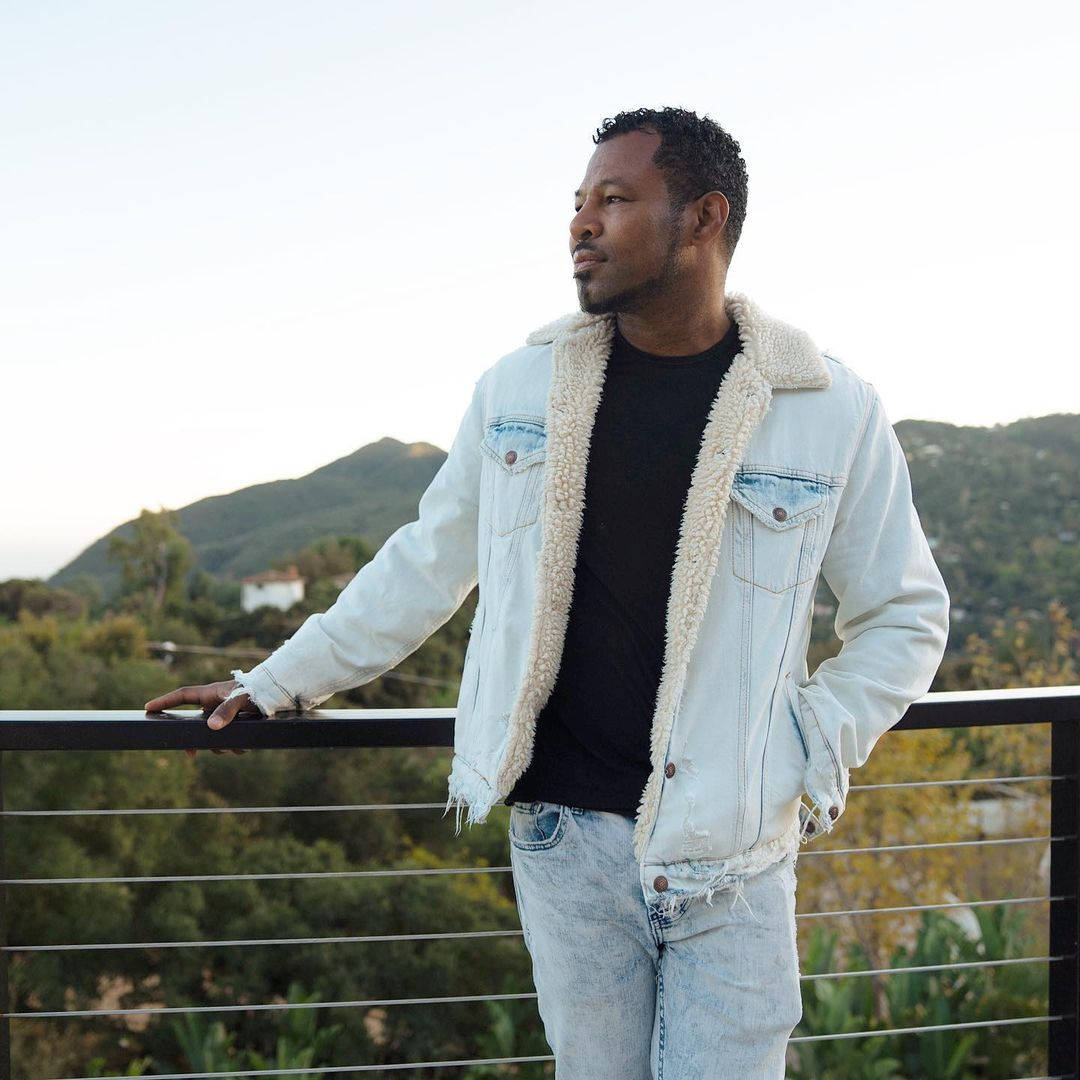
[
  {"xmin": 578, "ymin": 269, "xmax": 674, "ymax": 315},
  {"xmin": 577, "ymin": 216, "xmax": 683, "ymax": 316}
]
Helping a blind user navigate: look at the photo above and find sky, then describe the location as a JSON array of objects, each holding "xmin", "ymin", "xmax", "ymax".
[{"xmin": 3, "ymin": 0, "xmax": 1078, "ymax": 582}]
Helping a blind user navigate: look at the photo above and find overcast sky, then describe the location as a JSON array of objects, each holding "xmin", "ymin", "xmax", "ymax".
[{"xmin": 4, "ymin": 0, "xmax": 1077, "ymax": 582}]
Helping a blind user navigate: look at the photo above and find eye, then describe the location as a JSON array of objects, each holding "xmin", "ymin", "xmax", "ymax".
[{"xmin": 573, "ymin": 195, "xmax": 624, "ymax": 213}]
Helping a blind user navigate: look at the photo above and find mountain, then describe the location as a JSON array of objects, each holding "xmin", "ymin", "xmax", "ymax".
[
  {"xmin": 49, "ymin": 437, "xmax": 447, "ymax": 599},
  {"xmin": 889, "ymin": 412, "xmax": 1078, "ymax": 631}
]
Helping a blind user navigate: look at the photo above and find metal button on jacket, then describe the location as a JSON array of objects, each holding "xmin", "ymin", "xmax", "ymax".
[
  {"xmin": 665, "ymin": 762, "xmax": 676, "ymax": 778},
  {"xmin": 504, "ymin": 450, "xmax": 518, "ymax": 465},
  {"xmin": 653, "ymin": 875, "xmax": 669, "ymax": 892},
  {"xmin": 772, "ymin": 506, "xmax": 788, "ymax": 522}
]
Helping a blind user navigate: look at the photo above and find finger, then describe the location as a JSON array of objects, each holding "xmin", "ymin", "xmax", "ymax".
[
  {"xmin": 206, "ymin": 695, "xmax": 243, "ymax": 731},
  {"xmin": 145, "ymin": 688, "xmax": 194, "ymax": 712}
]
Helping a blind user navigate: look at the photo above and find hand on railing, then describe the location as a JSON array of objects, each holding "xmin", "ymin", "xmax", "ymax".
[{"xmin": 144, "ymin": 679, "xmax": 259, "ymax": 759}]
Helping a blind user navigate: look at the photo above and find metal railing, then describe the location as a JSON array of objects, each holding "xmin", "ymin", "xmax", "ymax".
[{"xmin": 0, "ymin": 685, "xmax": 1077, "ymax": 1079}]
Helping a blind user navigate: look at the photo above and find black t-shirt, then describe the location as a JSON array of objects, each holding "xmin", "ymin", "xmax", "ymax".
[{"xmin": 503, "ymin": 317, "xmax": 742, "ymax": 815}]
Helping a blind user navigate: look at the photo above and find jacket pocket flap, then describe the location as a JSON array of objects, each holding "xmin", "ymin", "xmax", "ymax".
[
  {"xmin": 480, "ymin": 416, "xmax": 547, "ymax": 473},
  {"xmin": 731, "ymin": 470, "xmax": 828, "ymax": 530}
]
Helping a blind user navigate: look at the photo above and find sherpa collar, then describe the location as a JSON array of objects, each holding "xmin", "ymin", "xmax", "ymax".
[
  {"xmin": 495, "ymin": 291, "xmax": 830, "ymax": 864},
  {"xmin": 524, "ymin": 291, "xmax": 831, "ymax": 391}
]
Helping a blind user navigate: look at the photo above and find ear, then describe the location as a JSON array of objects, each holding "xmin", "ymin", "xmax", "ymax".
[{"xmin": 692, "ymin": 191, "xmax": 730, "ymax": 248}]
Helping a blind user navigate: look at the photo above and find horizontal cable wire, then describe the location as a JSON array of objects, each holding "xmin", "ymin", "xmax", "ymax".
[
  {"xmin": 852, "ymin": 773, "xmax": 1061, "ymax": 791},
  {"xmin": 8, "ymin": 990, "xmax": 541, "ymax": 1020},
  {"xmin": 801, "ymin": 954, "xmax": 1062, "ymax": 981},
  {"xmin": 64, "ymin": 1053, "xmax": 557, "ymax": 1079},
  {"xmin": 3, "ymin": 928, "xmax": 525, "ymax": 953},
  {"xmin": 67, "ymin": 1070, "xmax": 1078, "ymax": 1080},
  {"xmin": 4, "ymin": 834, "xmax": 1070, "ymax": 885},
  {"xmin": 8, "ymin": 955, "xmax": 1068, "ymax": 1020},
  {"xmin": 799, "ymin": 893, "xmax": 1067, "ymax": 920},
  {"xmin": 4, "ymin": 897, "xmax": 1067, "ymax": 953},
  {"xmin": 1, "ymin": 801, "xmax": 450, "ymax": 818},
  {"xmin": 1, "ymin": 865, "xmax": 511, "ymax": 885},
  {"xmin": 789, "ymin": 1013, "xmax": 1066, "ymax": 1042},
  {"xmin": 3, "ymin": 774, "xmax": 1062, "ymax": 817},
  {"xmin": 796, "ymin": 834, "xmax": 1072, "ymax": 857}
]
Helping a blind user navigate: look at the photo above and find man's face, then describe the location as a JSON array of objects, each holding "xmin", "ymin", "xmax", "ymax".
[{"xmin": 570, "ymin": 128, "xmax": 685, "ymax": 315}]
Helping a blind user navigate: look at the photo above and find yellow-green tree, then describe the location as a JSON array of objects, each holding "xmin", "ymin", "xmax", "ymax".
[{"xmin": 107, "ymin": 508, "xmax": 194, "ymax": 616}]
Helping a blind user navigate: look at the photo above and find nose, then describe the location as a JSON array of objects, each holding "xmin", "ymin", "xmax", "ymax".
[{"xmin": 570, "ymin": 199, "xmax": 601, "ymax": 250}]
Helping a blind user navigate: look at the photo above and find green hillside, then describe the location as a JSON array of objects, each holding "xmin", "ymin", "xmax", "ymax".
[
  {"xmin": 891, "ymin": 412, "xmax": 1078, "ymax": 639},
  {"xmin": 49, "ymin": 437, "xmax": 447, "ymax": 600}
]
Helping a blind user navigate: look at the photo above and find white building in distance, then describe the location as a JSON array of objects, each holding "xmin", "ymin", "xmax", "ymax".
[{"xmin": 240, "ymin": 565, "xmax": 305, "ymax": 613}]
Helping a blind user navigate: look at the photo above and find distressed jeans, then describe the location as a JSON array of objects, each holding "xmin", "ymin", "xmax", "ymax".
[{"xmin": 508, "ymin": 801, "xmax": 803, "ymax": 1080}]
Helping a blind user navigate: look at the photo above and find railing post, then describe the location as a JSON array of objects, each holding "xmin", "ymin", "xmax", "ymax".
[
  {"xmin": 1049, "ymin": 716, "xmax": 1079, "ymax": 1076},
  {"xmin": 0, "ymin": 749, "xmax": 10, "ymax": 1080}
]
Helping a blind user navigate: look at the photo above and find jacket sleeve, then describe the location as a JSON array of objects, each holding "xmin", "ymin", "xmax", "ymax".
[
  {"xmin": 225, "ymin": 371, "xmax": 487, "ymax": 717},
  {"xmin": 791, "ymin": 385, "xmax": 950, "ymax": 837}
]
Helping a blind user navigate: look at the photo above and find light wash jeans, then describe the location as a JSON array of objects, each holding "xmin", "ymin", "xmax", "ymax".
[{"xmin": 508, "ymin": 801, "xmax": 803, "ymax": 1079}]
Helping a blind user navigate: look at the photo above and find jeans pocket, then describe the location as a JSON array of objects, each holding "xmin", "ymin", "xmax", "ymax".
[{"xmin": 509, "ymin": 800, "xmax": 568, "ymax": 851}]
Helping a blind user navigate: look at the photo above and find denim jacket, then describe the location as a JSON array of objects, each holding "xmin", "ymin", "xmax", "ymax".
[{"xmin": 229, "ymin": 292, "xmax": 950, "ymax": 908}]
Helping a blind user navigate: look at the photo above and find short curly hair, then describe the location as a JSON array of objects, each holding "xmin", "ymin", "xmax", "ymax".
[{"xmin": 594, "ymin": 106, "xmax": 749, "ymax": 257}]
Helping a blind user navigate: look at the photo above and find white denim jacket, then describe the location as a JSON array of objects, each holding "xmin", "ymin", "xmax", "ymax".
[{"xmin": 230, "ymin": 292, "xmax": 949, "ymax": 909}]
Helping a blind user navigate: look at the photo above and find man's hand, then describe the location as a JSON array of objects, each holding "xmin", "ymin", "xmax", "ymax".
[{"xmin": 144, "ymin": 679, "xmax": 261, "ymax": 759}]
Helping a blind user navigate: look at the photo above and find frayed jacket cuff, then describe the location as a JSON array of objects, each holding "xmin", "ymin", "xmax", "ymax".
[
  {"xmin": 786, "ymin": 674, "xmax": 850, "ymax": 841},
  {"xmin": 226, "ymin": 665, "xmax": 298, "ymax": 718}
]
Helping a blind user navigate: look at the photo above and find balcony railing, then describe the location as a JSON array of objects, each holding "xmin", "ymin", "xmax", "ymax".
[{"xmin": 1, "ymin": 685, "xmax": 1077, "ymax": 1079}]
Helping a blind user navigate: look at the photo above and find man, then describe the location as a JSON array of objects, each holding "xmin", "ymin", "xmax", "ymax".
[{"xmin": 146, "ymin": 106, "xmax": 950, "ymax": 1078}]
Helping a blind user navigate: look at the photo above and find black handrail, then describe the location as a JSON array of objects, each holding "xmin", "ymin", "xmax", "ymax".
[{"xmin": 0, "ymin": 685, "xmax": 1076, "ymax": 752}]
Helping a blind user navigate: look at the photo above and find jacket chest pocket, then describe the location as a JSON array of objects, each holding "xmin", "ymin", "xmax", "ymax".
[
  {"xmin": 730, "ymin": 470, "xmax": 829, "ymax": 593},
  {"xmin": 480, "ymin": 417, "xmax": 547, "ymax": 537}
]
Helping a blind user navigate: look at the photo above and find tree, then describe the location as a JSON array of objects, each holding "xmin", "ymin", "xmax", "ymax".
[
  {"xmin": 272, "ymin": 536, "xmax": 375, "ymax": 585},
  {"xmin": 0, "ymin": 577, "xmax": 86, "ymax": 621},
  {"xmin": 107, "ymin": 509, "xmax": 194, "ymax": 616}
]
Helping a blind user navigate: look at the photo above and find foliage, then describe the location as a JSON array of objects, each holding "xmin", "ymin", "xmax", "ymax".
[
  {"xmin": 2, "ymin": 737, "xmax": 533, "ymax": 1075},
  {"xmin": 0, "ymin": 576, "xmax": 86, "ymax": 622},
  {"xmin": 107, "ymin": 508, "xmax": 194, "ymax": 617},
  {"xmin": 164, "ymin": 982, "xmax": 342, "ymax": 1078},
  {"xmin": 242, "ymin": 983, "xmax": 343, "ymax": 1078},
  {"xmin": 169, "ymin": 1009, "xmax": 240, "ymax": 1073},
  {"xmin": 951, "ymin": 599, "xmax": 1078, "ymax": 691},
  {"xmin": 82, "ymin": 1054, "xmax": 154, "ymax": 1076},
  {"xmin": 462, "ymin": 973, "xmax": 555, "ymax": 1078},
  {"xmin": 791, "ymin": 595, "xmax": 1071, "ymax": 1078},
  {"xmin": 271, "ymin": 535, "xmax": 375, "ymax": 585},
  {"xmin": 893, "ymin": 412, "xmax": 1080, "ymax": 646},
  {"xmin": 790, "ymin": 904, "xmax": 1047, "ymax": 1079}
]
